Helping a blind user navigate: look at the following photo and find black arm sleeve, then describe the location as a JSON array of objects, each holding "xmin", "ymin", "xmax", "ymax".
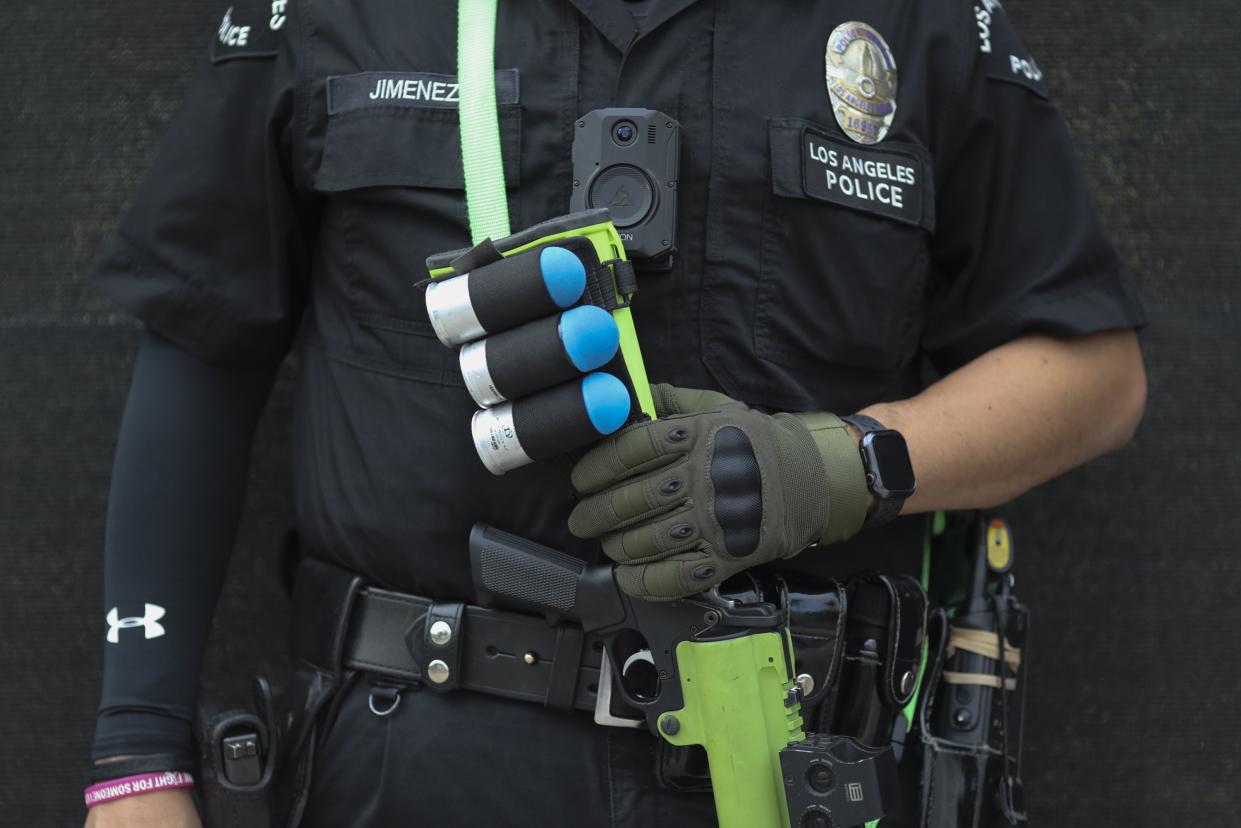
[
  {"xmin": 92, "ymin": 330, "xmax": 277, "ymax": 762},
  {"xmin": 90, "ymin": 0, "xmax": 304, "ymax": 763}
]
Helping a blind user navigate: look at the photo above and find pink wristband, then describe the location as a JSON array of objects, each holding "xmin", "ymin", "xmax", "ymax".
[{"xmin": 84, "ymin": 770, "xmax": 195, "ymax": 808}]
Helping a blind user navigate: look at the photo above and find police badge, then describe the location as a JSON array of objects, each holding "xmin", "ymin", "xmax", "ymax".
[{"xmin": 825, "ymin": 22, "xmax": 898, "ymax": 145}]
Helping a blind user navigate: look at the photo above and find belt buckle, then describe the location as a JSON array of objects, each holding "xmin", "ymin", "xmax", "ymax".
[{"xmin": 593, "ymin": 651, "xmax": 644, "ymax": 729}]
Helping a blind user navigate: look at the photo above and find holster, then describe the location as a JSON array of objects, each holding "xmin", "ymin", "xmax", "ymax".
[
  {"xmin": 655, "ymin": 571, "xmax": 926, "ymax": 793},
  {"xmin": 195, "ymin": 677, "xmax": 278, "ymax": 828},
  {"xmin": 275, "ymin": 556, "xmax": 365, "ymax": 828},
  {"xmin": 656, "ymin": 571, "xmax": 848, "ymax": 792},
  {"xmin": 916, "ymin": 599, "xmax": 1029, "ymax": 827}
]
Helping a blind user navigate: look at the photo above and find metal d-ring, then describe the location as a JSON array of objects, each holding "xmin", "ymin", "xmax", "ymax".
[{"xmin": 367, "ymin": 686, "xmax": 402, "ymax": 717}]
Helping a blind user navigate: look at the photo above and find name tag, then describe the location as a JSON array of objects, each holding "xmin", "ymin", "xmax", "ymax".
[
  {"xmin": 328, "ymin": 70, "xmax": 520, "ymax": 115},
  {"xmin": 799, "ymin": 127, "xmax": 931, "ymax": 229}
]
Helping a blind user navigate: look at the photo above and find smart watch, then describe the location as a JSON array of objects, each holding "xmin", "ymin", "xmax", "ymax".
[{"xmin": 841, "ymin": 414, "xmax": 916, "ymax": 527}]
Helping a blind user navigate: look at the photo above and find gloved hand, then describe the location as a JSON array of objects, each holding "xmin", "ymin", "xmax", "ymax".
[{"xmin": 568, "ymin": 384, "xmax": 871, "ymax": 599}]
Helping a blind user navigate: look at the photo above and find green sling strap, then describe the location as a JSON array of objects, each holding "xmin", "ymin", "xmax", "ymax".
[
  {"xmin": 454, "ymin": 0, "xmax": 657, "ymax": 419},
  {"xmin": 457, "ymin": 0, "xmax": 511, "ymax": 243}
]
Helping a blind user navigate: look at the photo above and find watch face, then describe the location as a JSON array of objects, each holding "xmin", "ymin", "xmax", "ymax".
[{"xmin": 868, "ymin": 431, "xmax": 916, "ymax": 498}]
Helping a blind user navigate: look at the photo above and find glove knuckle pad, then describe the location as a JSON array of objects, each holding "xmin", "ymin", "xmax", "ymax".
[{"xmin": 709, "ymin": 425, "xmax": 763, "ymax": 558}]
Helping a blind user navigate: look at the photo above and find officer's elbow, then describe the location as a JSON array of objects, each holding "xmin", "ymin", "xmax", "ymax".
[{"xmin": 1094, "ymin": 330, "xmax": 1147, "ymax": 455}]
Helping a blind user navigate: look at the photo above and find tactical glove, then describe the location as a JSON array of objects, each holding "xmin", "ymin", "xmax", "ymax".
[{"xmin": 568, "ymin": 384, "xmax": 870, "ymax": 599}]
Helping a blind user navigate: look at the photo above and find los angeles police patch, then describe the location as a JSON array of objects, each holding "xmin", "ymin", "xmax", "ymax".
[{"xmin": 825, "ymin": 22, "xmax": 898, "ymax": 145}]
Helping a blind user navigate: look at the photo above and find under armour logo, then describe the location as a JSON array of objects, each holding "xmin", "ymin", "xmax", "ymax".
[{"xmin": 106, "ymin": 604, "xmax": 166, "ymax": 643}]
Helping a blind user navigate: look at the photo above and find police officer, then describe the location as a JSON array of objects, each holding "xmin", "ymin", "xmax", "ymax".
[{"xmin": 84, "ymin": 0, "xmax": 1148, "ymax": 825}]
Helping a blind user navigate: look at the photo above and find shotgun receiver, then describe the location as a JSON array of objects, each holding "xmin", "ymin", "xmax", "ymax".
[{"xmin": 469, "ymin": 523, "xmax": 897, "ymax": 828}]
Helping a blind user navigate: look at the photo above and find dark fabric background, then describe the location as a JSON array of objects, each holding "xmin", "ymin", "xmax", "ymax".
[{"xmin": 1, "ymin": 1, "xmax": 1236, "ymax": 825}]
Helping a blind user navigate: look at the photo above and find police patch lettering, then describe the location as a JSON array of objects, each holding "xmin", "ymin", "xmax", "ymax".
[
  {"xmin": 327, "ymin": 70, "xmax": 520, "ymax": 115},
  {"xmin": 211, "ymin": 1, "xmax": 280, "ymax": 63},
  {"xmin": 974, "ymin": 0, "xmax": 1050, "ymax": 98},
  {"xmin": 798, "ymin": 127, "xmax": 931, "ymax": 229}
]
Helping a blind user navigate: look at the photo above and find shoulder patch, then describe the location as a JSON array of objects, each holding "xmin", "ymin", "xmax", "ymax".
[
  {"xmin": 973, "ymin": 0, "xmax": 1049, "ymax": 99},
  {"xmin": 210, "ymin": 1, "xmax": 283, "ymax": 63}
]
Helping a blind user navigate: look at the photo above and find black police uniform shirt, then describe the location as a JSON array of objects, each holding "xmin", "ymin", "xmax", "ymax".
[{"xmin": 94, "ymin": 1, "xmax": 1146, "ymax": 607}]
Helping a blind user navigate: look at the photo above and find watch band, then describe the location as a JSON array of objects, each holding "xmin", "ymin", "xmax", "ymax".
[
  {"xmin": 842, "ymin": 414, "xmax": 886, "ymax": 435},
  {"xmin": 842, "ymin": 414, "xmax": 907, "ymax": 527}
]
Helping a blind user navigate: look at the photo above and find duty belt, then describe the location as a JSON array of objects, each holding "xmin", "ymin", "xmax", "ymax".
[
  {"xmin": 344, "ymin": 583, "xmax": 608, "ymax": 716},
  {"xmin": 292, "ymin": 554, "xmax": 925, "ymax": 740}
]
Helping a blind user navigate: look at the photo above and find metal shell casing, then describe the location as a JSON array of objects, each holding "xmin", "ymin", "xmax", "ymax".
[
  {"xmin": 425, "ymin": 272, "xmax": 486, "ymax": 346},
  {"xmin": 459, "ymin": 339, "xmax": 504, "ymax": 407},
  {"xmin": 471, "ymin": 404, "xmax": 533, "ymax": 475}
]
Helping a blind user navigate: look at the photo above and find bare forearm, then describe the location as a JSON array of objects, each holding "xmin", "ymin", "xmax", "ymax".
[{"xmin": 860, "ymin": 330, "xmax": 1146, "ymax": 514}]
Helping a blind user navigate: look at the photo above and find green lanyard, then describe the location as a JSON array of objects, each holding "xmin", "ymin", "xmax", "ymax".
[{"xmin": 457, "ymin": 0, "xmax": 511, "ymax": 244}]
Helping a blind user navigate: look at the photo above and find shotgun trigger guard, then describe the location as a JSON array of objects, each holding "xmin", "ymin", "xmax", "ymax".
[{"xmin": 593, "ymin": 650, "xmax": 646, "ymax": 728}]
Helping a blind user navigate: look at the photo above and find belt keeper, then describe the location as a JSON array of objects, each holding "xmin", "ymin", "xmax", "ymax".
[
  {"xmin": 545, "ymin": 625, "xmax": 585, "ymax": 711},
  {"xmin": 407, "ymin": 601, "xmax": 466, "ymax": 692}
]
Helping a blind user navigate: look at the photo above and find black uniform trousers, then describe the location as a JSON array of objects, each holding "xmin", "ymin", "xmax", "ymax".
[
  {"xmin": 301, "ymin": 679, "xmax": 718, "ymax": 827},
  {"xmin": 300, "ymin": 675, "xmax": 922, "ymax": 826}
]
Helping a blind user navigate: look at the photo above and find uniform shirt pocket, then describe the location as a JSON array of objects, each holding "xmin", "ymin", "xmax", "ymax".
[
  {"xmin": 310, "ymin": 75, "xmax": 521, "ymax": 377},
  {"xmin": 757, "ymin": 118, "xmax": 933, "ymax": 374}
]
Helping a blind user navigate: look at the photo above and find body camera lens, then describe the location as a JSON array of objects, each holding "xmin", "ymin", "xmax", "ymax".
[{"xmin": 612, "ymin": 120, "xmax": 637, "ymax": 146}]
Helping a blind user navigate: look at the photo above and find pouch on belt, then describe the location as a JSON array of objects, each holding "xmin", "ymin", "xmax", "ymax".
[
  {"xmin": 196, "ymin": 677, "xmax": 278, "ymax": 828},
  {"xmin": 828, "ymin": 572, "xmax": 929, "ymax": 753}
]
